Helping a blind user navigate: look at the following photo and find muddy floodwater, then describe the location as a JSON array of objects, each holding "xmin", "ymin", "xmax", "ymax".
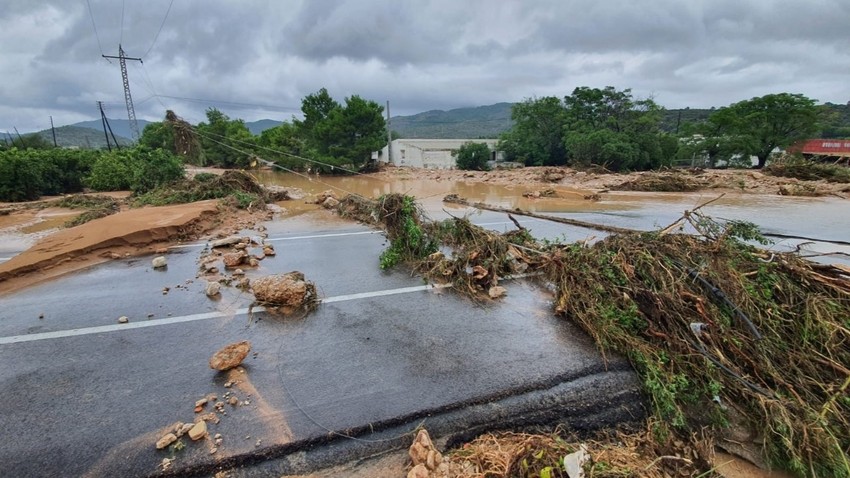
[{"xmin": 255, "ymin": 170, "xmax": 850, "ymax": 265}]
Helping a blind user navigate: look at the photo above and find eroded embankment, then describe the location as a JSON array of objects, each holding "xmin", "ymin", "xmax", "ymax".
[{"xmin": 0, "ymin": 200, "xmax": 221, "ymax": 294}]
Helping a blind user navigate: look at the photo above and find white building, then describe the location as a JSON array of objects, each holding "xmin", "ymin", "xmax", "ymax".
[{"xmin": 374, "ymin": 139, "xmax": 502, "ymax": 169}]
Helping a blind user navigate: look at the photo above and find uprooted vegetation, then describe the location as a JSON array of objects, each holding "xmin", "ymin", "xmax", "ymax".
[
  {"xmin": 47, "ymin": 194, "xmax": 121, "ymax": 227},
  {"xmin": 765, "ymin": 156, "xmax": 850, "ymax": 183},
  {"xmin": 333, "ymin": 193, "xmax": 850, "ymax": 477},
  {"xmin": 132, "ymin": 170, "xmax": 286, "ymax": 209},
  {"xmin": 611, "ymin": 171, "xmax": 709, "ymax": 192},
  {"xmin": 446, "ymin": 423, "xmax": 711, "ymax": 478}
]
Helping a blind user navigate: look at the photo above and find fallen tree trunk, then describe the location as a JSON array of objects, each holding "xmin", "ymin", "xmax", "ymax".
[{"xmin": 442, "ymin": 194, "xmax": 635, "ymax": 235}]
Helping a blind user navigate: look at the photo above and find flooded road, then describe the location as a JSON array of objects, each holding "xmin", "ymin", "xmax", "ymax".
[{"xmin": 256, "ymin": 170, "xmax": 850, "ymax": 264}]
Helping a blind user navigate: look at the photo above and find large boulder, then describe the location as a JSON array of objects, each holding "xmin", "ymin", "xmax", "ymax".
[{"xmin": 251, "ymin": 272, "xmax": 318, "ymax": 312}]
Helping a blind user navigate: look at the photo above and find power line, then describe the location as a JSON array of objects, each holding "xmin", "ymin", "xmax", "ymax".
[
  {"xmin": 85, "ymin": 0, "xmax": 106, "ymax": 56},
  {"xmin": 154, "ymin": 95, "xmax": 300, "ymax": 112},
  {"xmin": 142, "ymin": 0, "xmax": 174, "ymax": 59},
  {"xmin": 139, "ymin": 62, "xmax": 168, "ymax": 108},
  {"xmin": 193, "ymin": 130, "xmax": 366, "ymax": 199},
  {"xmin": 201, "ymin": 129, "xmax": 371, "ymax": 177}
]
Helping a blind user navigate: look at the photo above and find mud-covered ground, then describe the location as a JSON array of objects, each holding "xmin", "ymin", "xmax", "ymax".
[
  {"xmin": 2, "ymin": 165, "xmax": 847, "ymax": 296},
  {"xmin": 373, "ymin": 165, "xmax": 850, "ymax": 197}
]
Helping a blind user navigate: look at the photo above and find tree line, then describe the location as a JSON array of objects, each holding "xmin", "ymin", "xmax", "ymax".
[
  {"xmin": 0, "ymin": 86, "xmax": 835, "ymax": 201},
  {"xmin": 137, "ymin": 88, "xmax": 386, "ymax": 173},
  {"xmin": 498, "ymin": 88, "xmax": 824, "ymax": 170},
  {"xmin": 1, "ymin": 88, "xmax": 385, "ymax": 201}
]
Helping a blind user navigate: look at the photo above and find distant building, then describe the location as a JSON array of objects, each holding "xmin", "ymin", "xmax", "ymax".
[
  {"xmin": 788, "ymin": 139, "xmax": 850, "ymax": 160},
  {"xmin": 374, "ymin": 139, "xmax": 503, "ymax": 169}
]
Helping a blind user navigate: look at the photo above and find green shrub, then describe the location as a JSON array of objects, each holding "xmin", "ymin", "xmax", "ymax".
[
  {"xmin": 87, "ymin": 148, "xmax": 185, "ymax": 193},
  {"xmin": 130, "ymin": 148, "xmax": 185, "ymax": 193},
  {"xmin": 455, "ymin": 142, "xmax": 491, "ymax": 171},
  {"xmin": 193, "ymin": 172, "xmax": 218, "ymax": 183},
  {"xmin": 0, "ymin": 149, "xmax": 44, "ymax": 201},
  {"xmin": 0, "ymin": 148, "xmax": 98, "ymax": 202}
]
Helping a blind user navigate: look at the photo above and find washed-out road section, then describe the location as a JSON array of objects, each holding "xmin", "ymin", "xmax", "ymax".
[{"xmin": 0, "ymin": 211, "xmax": 643, "ymax": 477}]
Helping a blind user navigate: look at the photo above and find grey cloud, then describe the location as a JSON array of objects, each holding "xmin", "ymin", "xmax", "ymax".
[{"xmin": 2, "ymin": 0, "xmax": 849, "ymax": 132}]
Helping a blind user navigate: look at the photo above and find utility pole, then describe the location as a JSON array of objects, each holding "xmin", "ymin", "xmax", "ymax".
[
  {"xmin": 97, "ymin": 101, "xmax": 112, "ymax": 151},
  {"xmin": 49, "ymin": 116, "xmax": 58, "ymax": 147},
  {"xmin": 13, "ymin": 127, "xmax": 24, "ymax": 147},
  {"xmin": 97, "ymin": 101, "xmax": 121, "ymax": 151},
  {"xmin": 103, "ymin": 45, "xmax": 142, "ymax": 141},
  {"xmin": 386, "ymin": 100, "xmax": 392, "ymax": 164}
]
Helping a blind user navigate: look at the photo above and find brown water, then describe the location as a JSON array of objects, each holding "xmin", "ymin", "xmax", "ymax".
[
  {"xmin": 253, "ymin": 170, "xmax": 627, "ymax": 214},
  {"xmin": 255, "ymin": 170, "xmax": 850, "ymax": 264}
]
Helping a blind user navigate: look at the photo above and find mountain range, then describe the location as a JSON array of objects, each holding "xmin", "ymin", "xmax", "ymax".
[{"xmin": 19, "ymin": 102, "xmax": 848, "ymax": 149}]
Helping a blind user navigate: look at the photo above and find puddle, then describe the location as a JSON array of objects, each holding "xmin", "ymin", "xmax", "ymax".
[{"xmin": 20, "ymin": 215, "xmax": 73, "ymax": 233}]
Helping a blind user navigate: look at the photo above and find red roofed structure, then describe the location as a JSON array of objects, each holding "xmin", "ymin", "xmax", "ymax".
[{"xmin": 788, "ymin": 139, "xmax": 850, "ymax": 160}]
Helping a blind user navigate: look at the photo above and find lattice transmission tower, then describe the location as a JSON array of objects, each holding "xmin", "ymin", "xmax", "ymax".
[{"xmin": 103, "ymin": 45, "xmax": 142, "ymax": 141}]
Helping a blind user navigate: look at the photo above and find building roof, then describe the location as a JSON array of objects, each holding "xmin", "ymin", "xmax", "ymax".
[{"xmin": 392, "ymin": 138, "xmax": 498, "ymax": 150}]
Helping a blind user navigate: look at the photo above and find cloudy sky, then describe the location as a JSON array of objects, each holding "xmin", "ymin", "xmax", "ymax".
[{"xmin": 2, "ymin": 0, "xmax": 848, "ymax": 133}]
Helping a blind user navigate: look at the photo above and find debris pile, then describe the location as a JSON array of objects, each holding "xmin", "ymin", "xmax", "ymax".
[
  {"xmin": 50, "ymin": 194, "xmax": 121, "ymax": 227},
  {"xmin": 443, "ymin": 425, "xmax": 708, "ymax": 478},
  {"xmin": 522, "ymin": 188, "xmax": 558, "ymax": 198},
  {"xmin": 337, "ymin": 193, "xmax": 850, "ymax": 476},
  {"xmin": 764, "ymin": 155, "xmax": 850, "ymax": 183},
  {"xmin": 540, "ymin": 168, "xmax": 566, "ymax": 183},
  {"xmin": 611, "ymin": 171, "xmax": 708, "ymax": 192},
  {"xmin": 133, "ymin": 170, "xmax": 286, "ymax": 208}
]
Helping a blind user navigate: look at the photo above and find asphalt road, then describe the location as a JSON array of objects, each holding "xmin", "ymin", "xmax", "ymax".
[{"xmin": 0, "ymin": 210, "xmax": 642, "ymax": 477}]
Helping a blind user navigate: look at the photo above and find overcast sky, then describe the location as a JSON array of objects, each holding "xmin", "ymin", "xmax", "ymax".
[{"xmin": 2, "ymin": 0, "xmax": 848, "ymax": 133}]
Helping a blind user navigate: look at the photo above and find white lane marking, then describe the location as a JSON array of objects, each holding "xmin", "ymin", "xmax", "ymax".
[
  {"xmin": 0, "ymin": 274, "xmax": 542, "ymax": 345},
  {"xmin": 0, "ymin": 283, "xmax": 448, "ymax": 345},
  {"xmin": 266, "ymin": 231, "xmax": 380, "ymax": 242},
  {"xmin": 323, "ymin": 283, "xmax": 452, "ymax": 303},
  {"xmin": 168, "ymin": 230, "xmax": 381, "ymax": 249},
  {"xmin": 166, "ymin": 217, "xmax": 535, "ymax": 251}
]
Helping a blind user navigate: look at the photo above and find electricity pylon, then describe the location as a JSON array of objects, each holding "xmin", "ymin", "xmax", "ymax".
[{"xmin": 103, "ymin": 45, "xmax": 142, "ymax": 141}]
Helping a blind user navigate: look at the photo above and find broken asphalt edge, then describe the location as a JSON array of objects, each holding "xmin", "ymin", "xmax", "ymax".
[{"xmin": 152, "ymin": 367, "xmax": 644, "ymax": 477}]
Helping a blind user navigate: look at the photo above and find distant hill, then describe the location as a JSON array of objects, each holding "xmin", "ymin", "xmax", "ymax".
[
  {"xmin": 71, "ymin": 119, "xmax": 151, "ymax": 141},
  {"xmin": 390, "ymin": 103, "xmax": 514, "ymax": 139},
  {"xmin": 245, "ymin": 119, "xmax": 282, "ymax": 135},
  {"xmin": 31, "ymin": 125, "xmax": 132, "ymax": 149},
  {"xmin": 659, "ymin": 108, "xmax": 714, "ymax": 134}
]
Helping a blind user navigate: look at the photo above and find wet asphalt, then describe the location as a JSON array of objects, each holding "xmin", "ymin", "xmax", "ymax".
[{"xmin": 0, "ymin": 210, "xmax": 643, "ymax": 477}]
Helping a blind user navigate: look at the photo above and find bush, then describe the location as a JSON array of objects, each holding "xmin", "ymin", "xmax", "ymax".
[
  {"xmin": 86, "ymin": 152, "xmax": 135, "ymax": 191},
  {"xmin": 0, "ymin": 149, "xmax": 43, "ymax": 201},
  {"xmin": 0, "ymin": 148, "xmax": 98, "ymax": 202},
  {"xmin": 455, "ymin": 142, "xmax": 491, "ymax": 171},
  {"xmin": 87, "ymin": 148, "xmax": 185, "ymax": 193},
  {"xmin": 130, "ymin": 148, "xmax": 185, "ymax": 193}
]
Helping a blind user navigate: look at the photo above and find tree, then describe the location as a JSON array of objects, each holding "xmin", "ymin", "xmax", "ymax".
[
  {"xmin": 498, "ymin": 97, "xmax": 567, "ymax": 166},
  {"xmin": 455, "ymin": 142, "xmax": 491, "ymax": 170},
  {"xmin": 711, "ymin": 93, "xmax": 820, "ymax": 168},
  {"xmin": 257, "ymin": 122, "xmax": 307, "ymax": 170},
  {"xmin": 196, "ymin": 108, "xmax": 255, "ymax": 168},
  {"xmin": 296, "ymin": 89, "xmax": 385, "ymax": 172},
  {"xmin": 138, "ymin": 121, "xmax": 175, "ymax": 152},
  {"xmin": 295, "ymin": 88, "xmax": 340, "ymax": 137},
  {"xmin": 562, "ymin": 86, "xmax": 672, "ymax": 170}
]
